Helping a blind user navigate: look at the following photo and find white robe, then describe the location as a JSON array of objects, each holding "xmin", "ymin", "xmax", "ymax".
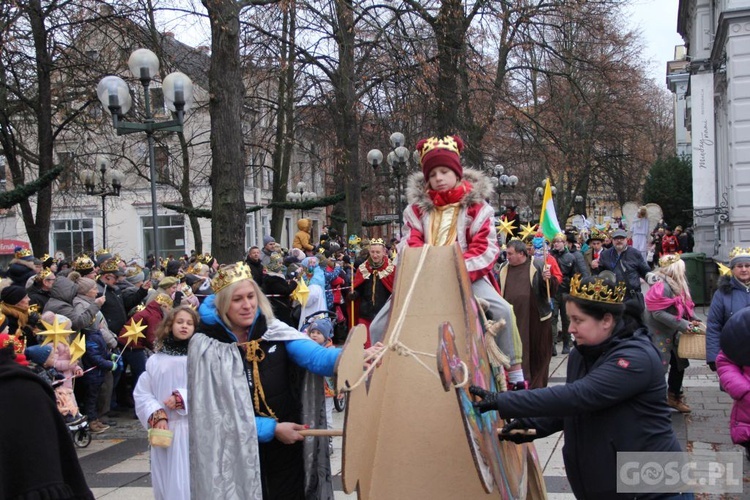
[{"xmin": 134, "ymin": 353, "xmax": 190, "ymax": 500}]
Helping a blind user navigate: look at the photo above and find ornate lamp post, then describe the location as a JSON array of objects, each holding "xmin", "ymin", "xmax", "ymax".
[
  {"xmin": 368, "ymin": 132, "xmax": 410, "ymax": 236},
  {"xmin": 96, "ymin": 48, "xmax": 193, "ymax": 261},
  {"xmin": 491, "ymin": 164, "xmax": 518, "ymax": 209},
  {"xmin": 286, "ymin": 181, "xmax": 318, "ymax": 219},
  {"xmin": 83, "ymin": 156, "xmax": 122, "ymax": 249}
]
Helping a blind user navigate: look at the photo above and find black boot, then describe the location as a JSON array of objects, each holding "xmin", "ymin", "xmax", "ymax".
[
  {"xmin": 551, "ymin": 341, "xmax": 558, "ymax": 357},
  {"xmin": 562, "ymin": 335, "xmax": 571, "ymax": 354}
]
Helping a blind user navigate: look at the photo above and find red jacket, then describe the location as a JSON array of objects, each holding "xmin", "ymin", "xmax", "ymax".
[{"xmin": 119, "ymin": 300, "xmax": 164, "ymax": 350}]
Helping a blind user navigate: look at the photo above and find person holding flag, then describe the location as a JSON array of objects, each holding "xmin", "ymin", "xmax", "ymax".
[{"xmin": 497, "ymin": 178, "xmax": 560, "ymax": 388}]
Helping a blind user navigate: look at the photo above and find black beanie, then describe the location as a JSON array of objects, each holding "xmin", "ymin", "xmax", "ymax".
[{"xmin": 1, "ymin": 285, "xmax": 28, "ymax": 306}]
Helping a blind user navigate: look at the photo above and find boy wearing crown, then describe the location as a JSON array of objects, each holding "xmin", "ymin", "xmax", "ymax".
[{"xmin": 398, "ymin": 135, "xmax": 524, "ymax": 386}]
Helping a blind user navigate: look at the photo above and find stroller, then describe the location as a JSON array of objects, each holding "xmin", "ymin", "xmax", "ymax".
[{"xmin": 301, "ymin": 310, "xmax": 347, "ymax": 412}]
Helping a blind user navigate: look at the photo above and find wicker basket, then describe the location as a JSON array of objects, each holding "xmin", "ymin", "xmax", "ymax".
[
  {"xmin": 148, "ymin": 428, "xmax": 174, "ymax": 448},
  {"xmin": 677, "ymin": 331, "xmax": 706, "ymax": 360}
]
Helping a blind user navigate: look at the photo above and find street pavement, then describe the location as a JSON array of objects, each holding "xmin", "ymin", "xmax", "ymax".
[{"xmin": 77, "ymin": 305, "xmax": 747, "ymax": 499}]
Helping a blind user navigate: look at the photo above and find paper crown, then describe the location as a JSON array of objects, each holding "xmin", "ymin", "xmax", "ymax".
[
  {"xmin": 99, "ymin": 259, "xmax": 120, "ymax": 273},
  {"xmin": 416, "ymin": 136, "xmax": 463, "ymax": 159},
  {"xmin": 73, "ymin": 255, "xmax": 95, "ymax": 272},
  {"xmin": 370, "ymin": 238, "xmax": 385, "ymax": 246},
  {"xmin": 95, "ymin": 248, "xmax": 111, "ymax": 256},
  {"xmin": 14, "ymin": 247, "xmax": 32, "ymax": 259},
  {"xmin": 569, "ymin": 274, "xmax": 626, "ymax": 304},
  {"xmin": 187, "ymin": 262, "xmax": 206, "ymax": 274},
  {"xmin": 154, "ymin": 293, "xmax": 173, "ymax": 308},
  {"xmin": 212, "ymin": 262, "xmax": 254, "ymax": 294},
  {"xmin": 659, "ymin": 253, "xmax": 681, "ymax": 268},
  {"xmin": 196, "ymin": 253, "xmax": 215, "ymax": 265},
  {"xmin": 729, "ymin": 247, "xmax": 750, "ymax": 260},
  {"xmin": 35, "ymin": 268, "xmax": 55, "ymax": 282},
  {"xmin": 40, "ymin": 253, "xmax": 54, "ymax": 263},
  {"xmin": 348, "ymin": 235, "xmax": 361, "ymax": 245},
  {"xmin": 125, "ymin": 264, "xmax": 143, "ymax": 277}
]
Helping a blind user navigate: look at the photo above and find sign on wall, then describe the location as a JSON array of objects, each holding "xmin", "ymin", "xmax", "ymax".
[{"xmin": 690, "ymin": 72, "xmax": 717, "ymax": 209}]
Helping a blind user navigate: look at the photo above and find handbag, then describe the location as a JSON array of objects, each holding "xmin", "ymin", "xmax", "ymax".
[
  {"xmin": 677, "ymin": 322, "xmax": 706, "ymax": 360},
  {"xmin": 148, "ymin": 428, "xmax": 174, "ymax": 447}
]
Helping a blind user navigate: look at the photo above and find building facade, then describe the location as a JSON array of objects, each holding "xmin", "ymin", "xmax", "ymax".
[{"xmin": 671, "ymin": 0, "xmax": 750, "ymax": 259}]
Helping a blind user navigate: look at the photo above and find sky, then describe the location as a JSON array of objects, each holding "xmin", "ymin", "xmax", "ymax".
[{"xmin": 625, "ymin": 0, "xmax": 685, "ymax": 83}]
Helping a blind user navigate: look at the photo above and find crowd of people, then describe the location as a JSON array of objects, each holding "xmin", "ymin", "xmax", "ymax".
[{"xmin": 0, "ymin": 133, "xmax": 747, "ymax": 499}]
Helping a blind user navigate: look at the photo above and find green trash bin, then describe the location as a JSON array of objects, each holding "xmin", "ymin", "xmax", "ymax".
[{"xmin": 680, "ymin": 252, "xmax": 706, "ymax": 305}]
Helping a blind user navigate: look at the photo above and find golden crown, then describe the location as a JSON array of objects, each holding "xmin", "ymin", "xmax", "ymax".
[
  {"xmin": 729, "ymin": 247, "xmax": 750, "ymax": 259},
  {"xmin": 28, "ymin": 304, "xmax": 40, "ymax": 314},
  {"xmin": 35, "ymin": 268, "xmax": 54, "ymax": 282},
  {"xmin": 212, "ymin": 262, "xmax": 254, "ymax": 294},
  {"xmin": 95, "ymin": 248, "xmax": 111, "ymax": 256},
  {"xmin": 370, "ymin": 238, "xmax": 386, "ymax": 246},
  {"xmin": 180, "ymin": 283, "xmax": 194, "ymax": 297},
  {"xmin": 100, "ymin": 259, "xmax": 120, "ymax": 273},
  {"xmin": 40, "ymin": 253, "xmax": 52, "ymax": 262},
  {"xmin": 74, "ymin": 256, "xmax": 95, "ymax": 271},
  {"xmin": 14, "ymin": 248, "xmax": 32, "ymax": 259},
  {"xmin": 154, "ymin": 293, "xmax": 173, "ymax": 308},
  {"xmin": 659, "ymin": 253, "xmax": 681, "ymax": 268},
  {"xmin": 125, "ymin": 264, "xmax": 143, "ymax": 277},
  {"xmin": 197, "ymin": 253, "xmax": 214, "ymax": 264},
  {"xmin": 187, "ymin": 262, "xmax": 205, "ymax": 274},
  {"xmin": 418, "ymin": 136, "xmax": 461, "ymax": 159},
  {"xmin": 569, "ymin": 274, "xmax": 626, "ymax": 304}
]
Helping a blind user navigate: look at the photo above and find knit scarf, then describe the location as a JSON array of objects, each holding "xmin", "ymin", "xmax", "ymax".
[
  {"xmin": 427, "ymin": 180, "xmax": 472, "ymax": 207},
  {"xmin": 159, "ymin": 334, "xmax": 190, "ymax": 356},
  {"xmin": 645, "ymin": 281, "xmax": 695, "ymax": 320},
  {"xmin": 1, "ymin": 303, "xmax": 29, "ymax": 330}
]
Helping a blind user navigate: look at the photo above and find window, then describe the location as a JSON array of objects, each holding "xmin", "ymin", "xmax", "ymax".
[
  {"xmin": 51, "ymin": 219, "xmax": 94, "ymax": 259},
  {"xmin": 155, "ymin": 145, "xmax": 170, "ymax": 184},
  {"xmin": 150, "ymin": 87, "xmax": 166, "ymax": 117},
  {"xmin": 261, "ymin": 214, "xmax": 271, "ymax": 241},
  {"xmin": 56, "ymin": 151, "xmax": 75, "ymax": 190},
  {"xmin": 142, "ymin": 214, "xmax": 185, "ymax": 259},
  {"xmin": 246, "ymin": 214, "xmax": 257, "ymax": 249}
]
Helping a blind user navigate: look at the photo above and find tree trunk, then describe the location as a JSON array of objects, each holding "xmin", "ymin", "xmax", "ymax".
[
  {"xmin": 334, "ymin": 0, "xmax": 361, "ymax": 236},
  {"xmin": 178, "ymin": 135, "xmax": 203, "ymax": 254},
  {"xmin": 205, "ymin": 0, "xmax": 246, "ymax": 263},
  {"xmin": 24, "ymin": 0, "xmax": 53, "ymax": 254}
]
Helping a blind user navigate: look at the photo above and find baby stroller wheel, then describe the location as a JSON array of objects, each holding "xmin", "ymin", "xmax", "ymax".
[
  {"xmin": 334, "ymin": 392, "xmax": 347, "ymax": 412},
  {"xmin": 73, "ymin": 428, "xmax": 92, "ymax": 448}
]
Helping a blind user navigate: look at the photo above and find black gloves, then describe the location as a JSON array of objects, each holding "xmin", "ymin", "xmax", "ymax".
[
  {"xmin": 173, "ymin": 291, "xmax": 184, "ymax": 307},
  {"xmin": 28, "ymin": 311, "xmax": 41, "ymax": 328},
  {"xmin": 498, "ymin": 419, "xmax": 536, "ymax": 444},
  {"xmin": 469, "ymin": 385, "xmax": 501, "ymax": 414}
]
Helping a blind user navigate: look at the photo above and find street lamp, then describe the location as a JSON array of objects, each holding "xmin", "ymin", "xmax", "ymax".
[
  {"xmin": 96, "ymin": 48, "xmax": 193, "ymax": 262},
  {"xmin": 491, "ymin": 164, "xmax": 518, "ymax": 209},
  {"xmin": 83, "ymin": 155, "xmax": 122, "ymax": 249},
  {"xmin": 286, "ymin": 181, "xmax": 318, "ymax": 219},
  {"xmin": 368, "ymin": 132, "xmax": 411, "ymax": 236},
  {"xmin": 574, "ymin": 194, "xmax": 584, "ymax": 215}
]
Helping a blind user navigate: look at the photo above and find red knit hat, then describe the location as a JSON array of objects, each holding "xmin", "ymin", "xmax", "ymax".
[{"xmin": 416, "ymin": 135, "xmax": 464, "ymax": 179}]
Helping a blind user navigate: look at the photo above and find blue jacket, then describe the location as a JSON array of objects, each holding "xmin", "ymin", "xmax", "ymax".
[
  {"xmin": 81, "ymin": 330, "xmax": 114, "ymax": 382},
  {"xmin": 706, "ymin": 276, "xmax": 750, "ymax": 364},
  {"xmin": 492, "ymin": 320, "xmax": 681, "ymax": 499},
  {"xmin": 198, "ymin": 294, "xmax": 340, "ymax": 442}
]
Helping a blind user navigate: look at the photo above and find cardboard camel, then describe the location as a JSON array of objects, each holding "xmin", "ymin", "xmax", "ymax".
[{"xmin": 335, "ymin": 244, "xmax": 547, "ymax": 499}]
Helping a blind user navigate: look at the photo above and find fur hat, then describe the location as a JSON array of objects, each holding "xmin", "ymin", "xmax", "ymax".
[
  {"xmin": 416, "ymin": 135, "xmax": 464, "ymax": 180},
  {"xmin": 309, "ymin": 318, "xmax": 333, "ymax": 340}
]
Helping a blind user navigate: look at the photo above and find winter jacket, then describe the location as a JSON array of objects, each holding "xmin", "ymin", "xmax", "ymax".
[
  {"xmin": 121, "ymin": 299, "xmax": 165, "ymax": 350},
  {"xmin": 293, "ymin": 219, "xmax": 315, "ymax": 253},
  {"xmin": 491, "ymin": 320, "xmax": 681, "ymax": 499},
  {"xmin": 706, "ymin": 276, "xmax": 750, "ymax": 364},
  {"xmin": 81, "ymin": 329, "xmax": 114, "ymax": 383},
  {"xmin": 27, "ymin": 281, "xmax": 51, "ymax": 310},
  {"xmin": 400, "ymin": 169, "xmax": 499, "ymax": 283},
  {"xmin": 43, "ymin": 276, "xmax": 100, "ymax": 331},
  {"xmin": 261, "ymin": 273, "xmax": 299, "ymax": 327},
  {"xmin": 497, "ymin": 257, "xmax": 558, "ymax": 321},
  {"xmin": 643, "ymin": 280, "xmax": 692, "ymax": 372},
  {"xmin": 597, "ymin": 245, "xmax": 651, "ymax": 293},
  {"xmin": 568, "ymin": 247, "xmax": 590, "ymax": 279},
  {"xmin": 97, "ymin": 279, "xmax": 148, "ymax": 336},
  {"xmin": 551, "ymin": 247, "xmax": 576, "ymax": 292},
  {"xmin": 6, "ymin": 258, "xmax": 36, "ymax": 288},
  {"xmin": 716, "ymin": 351, "xmax": 750, "ymax": 444},
  {"xmin": 197, "ymin": 294, "xmax": 339, "ymax": 442},
  {"xmin": 245, "ymin": 257, "xmax": 264, "ymax": 285}
]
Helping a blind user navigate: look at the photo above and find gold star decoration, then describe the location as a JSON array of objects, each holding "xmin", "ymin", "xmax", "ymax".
[
  {"xmin": 38, "ymin": 316, "xmax": 75, "ymax": 348},
  {"xmin": 717, "ymin": 261, "xmax": 732, "ymax": 277},
  {"xmin": 69, "ymin": 333, "xmax": 86, "ymax": 365},
  {"xmin": 290, "ymin": 278, "xmax": 310, "ymax": 307},
  {"xmin": 121, "ymin": 318, "xmax": 147, "ymax": 348},
  {"xmin": 496, "ymin": 218, "xmax": 517, "ymax": 236},
  {"xmin": 519, "ymin": 222, "xmax": 537, "ymax": 241}
]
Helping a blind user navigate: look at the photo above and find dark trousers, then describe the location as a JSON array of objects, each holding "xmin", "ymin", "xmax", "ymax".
[
  {"xmin": 667, "ymin": 351, "xmax": 686, "ymax": 394},
  {"xmin": 82, "ymin": 377, "xmax": 103, "ymax": 421},
  {"xmin": 121, "ymin": 349, "xmax": 147, "ymax": 391}
]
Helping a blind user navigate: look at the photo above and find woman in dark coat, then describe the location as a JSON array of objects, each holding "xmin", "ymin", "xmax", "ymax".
[
  {"xmin": 471, "ymin": 274, "xmax": 690, "ymax": 499},
  {"xmin": 261, "ymin": 252, "xmax": 299, "ymax": 327}
]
